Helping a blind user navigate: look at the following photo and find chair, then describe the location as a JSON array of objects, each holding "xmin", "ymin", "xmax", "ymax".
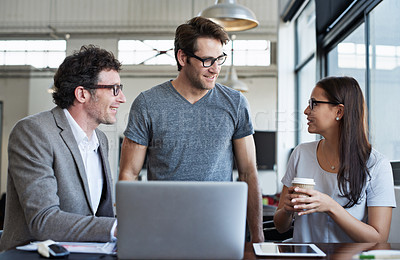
[
  {"xmin": 263, "ymin": 219, "xmax": 293, "ymax": 242},
  {"xmin": 391, "ymin": 162, "xmax": 400, "ymax": 186},
  {"xmin": 388, "ymin": 186, "xmax": 400, "ymax": 242},
  {"xmin": 0, "ymin": 193, "xmax": 5, "ymax": 230},
  {"xmin": 262, "ymin": 205, "xmax": 293, "ymax": 242}
]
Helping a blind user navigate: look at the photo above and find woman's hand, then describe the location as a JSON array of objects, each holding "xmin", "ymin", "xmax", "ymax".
[
  {"xmin": 289, "ymin": 187, "xmax": 392, "ymax": 242},
  {"xmin": 274, "ymin": 185, "xmax": 306, "ymax": 233},
  {"xmin": 280, "ymin": 186, "xmax": 310, "ymax": 215},
  {"xmin": 290, "ymin": 187, "xmax": 335, "ymax": 216}
]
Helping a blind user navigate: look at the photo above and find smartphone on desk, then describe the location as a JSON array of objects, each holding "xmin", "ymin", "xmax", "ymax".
[{"xmin": 48, "ymin": 244, "xmax": 70, "ymax": 258}]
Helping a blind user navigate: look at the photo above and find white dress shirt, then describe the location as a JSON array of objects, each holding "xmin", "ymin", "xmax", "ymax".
[{"xmin": 63, "ymin": 109, "xmax": 104, "ymax": 213}]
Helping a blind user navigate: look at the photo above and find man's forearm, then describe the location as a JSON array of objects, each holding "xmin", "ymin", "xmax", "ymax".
[
  {"xmin": 119, "ymin": 169, "xmax": 140, "ymax": 181},
  {"xmin": 118, "ymin": 138, "xmax": 146, "ymax": 181},
  {"xmin": 245, "ymin": 173, "xmax": 264, "ymax": 242}
]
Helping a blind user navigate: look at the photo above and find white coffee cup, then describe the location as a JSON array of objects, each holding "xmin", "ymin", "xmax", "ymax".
[{"xmin": 292, "ymin": 177, "xmax": 315, "ymax": 195}]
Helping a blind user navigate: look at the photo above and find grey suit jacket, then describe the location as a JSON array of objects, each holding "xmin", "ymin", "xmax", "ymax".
[{"xmin": 0, "ymin": 107, "xmax": 116, "ymax": 251}]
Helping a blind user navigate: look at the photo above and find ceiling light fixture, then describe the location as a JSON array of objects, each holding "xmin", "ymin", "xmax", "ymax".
[
  {"xmin": 219, "ymin": 35, "xmax": 249, "ymax": 92},
  {"xmin": 200, "ymin": 0, "xmax": 258, "ymax": 92},
  {"xmin": 198, "ymin": 0, "xmax": 259, "ymax": 32}
]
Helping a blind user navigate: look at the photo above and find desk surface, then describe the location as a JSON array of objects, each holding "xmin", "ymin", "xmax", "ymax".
[
  {"xmin": 245, "ymin": 242, "xmax": 400, "ymax": 260},
  {"xmin": 1, "ymin": 242, "xmax": 399, "ymax": 259}
]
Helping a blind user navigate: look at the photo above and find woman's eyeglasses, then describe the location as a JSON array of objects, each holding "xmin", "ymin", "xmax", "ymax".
[
  {"xmin": 308, "ymin": 98, "xmax": 341, "ymax": 110},
  {"xmin": 85, "ymin": 84, "xmax": 123, "ymax": 96}
]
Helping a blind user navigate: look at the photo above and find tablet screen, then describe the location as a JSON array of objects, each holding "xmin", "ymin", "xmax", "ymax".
[
  {"xmin": 253, "ymin": 243, "xmax": 326, "ymax": 257},
  {"xmin": 276, "ymin": 244, "xmax": 317, "ymax": 253}
]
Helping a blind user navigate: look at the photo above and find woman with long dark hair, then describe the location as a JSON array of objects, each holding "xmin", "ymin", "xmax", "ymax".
[{"xmin": 274, "ymin": 76, "xmax": 396, "ymax": 242}]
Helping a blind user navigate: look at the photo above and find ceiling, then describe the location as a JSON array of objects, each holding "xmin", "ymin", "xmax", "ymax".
[{"xmin": 0, "ymin": 0, "xmax": 279, "ymax": 40}]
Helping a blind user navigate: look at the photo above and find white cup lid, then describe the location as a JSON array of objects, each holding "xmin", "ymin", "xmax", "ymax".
[{"xmin": 292, "ymin": 177, "xmax": 315, "ymax": 185}]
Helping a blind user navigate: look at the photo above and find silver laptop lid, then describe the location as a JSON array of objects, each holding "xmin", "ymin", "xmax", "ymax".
[{"xmin": 116, "ymin": 181, "xmax": 248, "ymax": 259}]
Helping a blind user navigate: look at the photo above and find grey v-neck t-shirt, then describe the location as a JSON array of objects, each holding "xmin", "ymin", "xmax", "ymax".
[{"xmin": 124, "ymin": 80, "xmax": 254, "ymax": 181}]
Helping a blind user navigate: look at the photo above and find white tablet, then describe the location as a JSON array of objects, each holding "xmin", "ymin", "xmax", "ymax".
[{"xmin": 253, "ymin": 243, "xmax": 326, "ymax": 257}]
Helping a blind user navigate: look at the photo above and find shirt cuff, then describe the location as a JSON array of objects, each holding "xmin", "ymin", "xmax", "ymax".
[{"xmin": 111, "ymin": 219, "xmax": 117, "ymax": 241}]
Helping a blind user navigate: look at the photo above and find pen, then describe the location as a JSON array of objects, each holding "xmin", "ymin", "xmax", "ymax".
[
  {"xmin": 356, "ymin": 254, "xmax": 400, "ymax": 259},
  {"xmin": 101, "ymin": 242, "xmax": 109, "ymax": 249}
]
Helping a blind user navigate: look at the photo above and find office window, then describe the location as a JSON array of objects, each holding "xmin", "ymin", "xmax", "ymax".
[
  {"xmin": 224, "ymin": 40, "xmax": 270, "ymax": 66},
  {"xmin": 118, "ymin": 40, "xmax": 175, "ymax": 65},
  {"xmin": 297, "ymin": 59, "xmax": 316, "ymax": 143},
  {"xmin": 295, "ymin": 0, "xmax": 317, "ymax": 144},
  {"xmin": 296, "ymin": 0, "xmax": 316, "ymax": 65},
  {"xmin": 0, "ymin": 40, "xmax": 66, "ymax": 68},
  {"xmin": 369, "ymin": 0, "xmax": 400, "ymax": 160},
  {"xmin": 327, "ymin": 24, "xmax": 366, "ymax": 93},
  {"xmin": 118, "ymin": 39, "xmax": 270, "ymax": 66},
  {"xmin": 324, "ymin": 0, "xmax": 400, "ymax": 161}
]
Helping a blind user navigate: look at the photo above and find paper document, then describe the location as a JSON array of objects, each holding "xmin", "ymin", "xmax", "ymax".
[{"xmin": 17, "ymin": 241, "xmax": 117, "ymax": 255}]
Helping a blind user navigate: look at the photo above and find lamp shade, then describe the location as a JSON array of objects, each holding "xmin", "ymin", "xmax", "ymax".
[
  {"xmin": 220, "ymin": 65, "xmax": 249, "ymax": 92},
  {"xmin": 199, "ymin": 0, "xmax": 259, "ymax": 32}
]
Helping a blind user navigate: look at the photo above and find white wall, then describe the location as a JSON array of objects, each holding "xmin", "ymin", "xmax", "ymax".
[
  {"xmin": 276, "ymin": 19, "xmax": 296, "ymax": 192},
  {"xmin": 242, "ymin": 77, "xmax": 277, "ymax": 131},
  {"xmin": 0, "ymin": 69, "xmax": 31, "ymax": 193},
  {"xmin": 28, "ymin": 76, "xmax": 57, "ymax": 114}
]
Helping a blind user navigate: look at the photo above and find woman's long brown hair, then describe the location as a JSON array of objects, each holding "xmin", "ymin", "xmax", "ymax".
[{"xmin": 317, "ymin": 76, "xmax": 371, "ymax": 208}]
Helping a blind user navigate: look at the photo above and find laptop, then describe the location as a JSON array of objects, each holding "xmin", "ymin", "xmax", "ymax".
[{"xmin": 116, "ymin": 181, "xmax": 248, "ymax": 259}]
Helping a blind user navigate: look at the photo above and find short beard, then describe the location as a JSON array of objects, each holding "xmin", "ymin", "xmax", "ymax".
[
  {"xmin": 189, "ymin": 76, "xmax": 209, "ymax": 90},
  {"xmin": 185, "ymin": 59, "xmax": 213, "ymax": 90}
]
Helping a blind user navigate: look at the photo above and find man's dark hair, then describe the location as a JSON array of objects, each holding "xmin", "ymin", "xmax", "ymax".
[
  {"xmin": 52, "ymin": 45, "xmax": 122, "ymax": 109},
  {"xmin": 174, "ymin": 16, "xmax": 229, "ymax": 71}
]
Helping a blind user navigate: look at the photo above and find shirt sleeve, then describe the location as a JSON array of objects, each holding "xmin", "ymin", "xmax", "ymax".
[
  {"xmin": 110, "ymin": 220, "xmax": 117, "ymax": 241},
  {"xmin": 366, "ymin": 152, "xmax": 396, "ymax": 207},
  {"xmin": 124, "ymin": 93, "xmax": 150, "ymax": 146},
  {"xmin": 232, "ymin": 93, "xmax": 254, "ymax": 140}
]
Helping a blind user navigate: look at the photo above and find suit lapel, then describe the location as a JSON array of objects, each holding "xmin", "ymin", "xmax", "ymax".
[
  {"xmin": 96, "ymin": 134, "xmax": 114, "ymax": 217},
  {"xmin": 51, "ymin": 107, "xmax": 94, "ymax": 214}
]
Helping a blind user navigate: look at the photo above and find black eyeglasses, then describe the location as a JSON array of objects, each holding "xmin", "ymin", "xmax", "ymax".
[
  {"xmin": 85, "ymin": 84, "xmax": 123, "ymax": 96},
  {"xmin": 308, "ymin": 98, "xmax": 341, "ymax": 110},
  {"xmin": 184, "ymin": 50, "xmax": 227, "ymax": 68}
]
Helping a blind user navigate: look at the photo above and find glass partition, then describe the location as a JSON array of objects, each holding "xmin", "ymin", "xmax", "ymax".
[
  {"xmin": 369, "ymin": 0, "xmax": 400, "ymax": 160},
  {"xmin": 295, "ymin": 0, "xmax": 317, "ymax": 144}
]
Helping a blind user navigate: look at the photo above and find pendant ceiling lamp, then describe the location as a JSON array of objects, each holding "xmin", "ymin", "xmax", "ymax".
[
  {"xmin": 219, "ymin": 35, "xmax": 249, "ymax": 92},
  {"xmin": 221, "ymin": 64, "xmax": 249, "ymax": 92},
  {"xmin": 199, "ymin": 0, "xmax": 259, "ymax": 32}
]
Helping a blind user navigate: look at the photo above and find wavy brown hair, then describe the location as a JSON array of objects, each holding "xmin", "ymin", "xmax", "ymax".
[
  {"xmin": 317, "ymin": 76, "xmax": 371, "ymax": 208},
  {"xmin": 52, "ymin": 45, "xmax": 122, "ymax": 109},
  {"xmin": 174, "ymin": 16, "xmax": 229, "ymax": 71}
]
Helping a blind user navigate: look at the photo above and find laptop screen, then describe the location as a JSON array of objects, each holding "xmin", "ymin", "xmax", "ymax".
[{"xmin": 116, "ymin": 181, "xmax": 248, "ymax": 260}]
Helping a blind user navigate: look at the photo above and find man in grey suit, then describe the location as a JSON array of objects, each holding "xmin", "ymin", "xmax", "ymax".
[{"xmin": 0, "ymin": 45, "xmax": 126, "ymax": 251}]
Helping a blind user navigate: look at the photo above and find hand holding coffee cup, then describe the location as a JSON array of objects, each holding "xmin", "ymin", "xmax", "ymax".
[{"xmin": 292, "ymin": 177, "xmax": 315, "ymax": 196}]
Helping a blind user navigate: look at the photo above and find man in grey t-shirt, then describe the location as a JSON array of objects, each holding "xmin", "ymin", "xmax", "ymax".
[{"xmin": 119, "ymin": 16, "xmax": 264, "ymax": 243}]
